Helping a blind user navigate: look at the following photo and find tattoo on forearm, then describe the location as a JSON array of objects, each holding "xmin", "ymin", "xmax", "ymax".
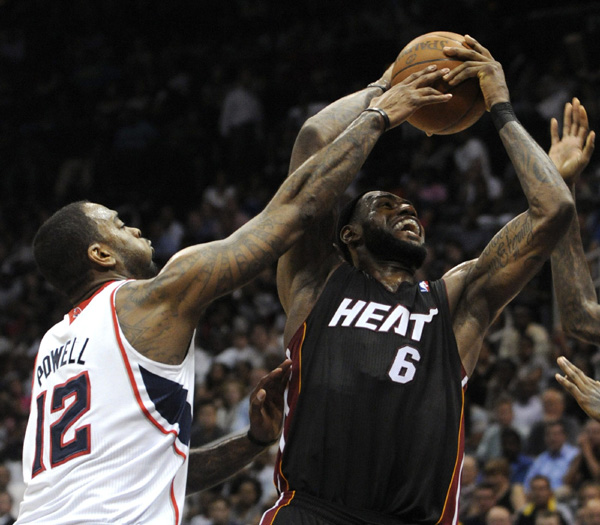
[
  {"xmin": 477, "ymin": 214, "xmax": 536, "ymax": 277},
  {"xmin": 500, "ymin": 123, "xmax": 561, "ymax": 189},
  {"xmin": 552, "ymin": 213, "xmax": 599, "ymax": 337}
]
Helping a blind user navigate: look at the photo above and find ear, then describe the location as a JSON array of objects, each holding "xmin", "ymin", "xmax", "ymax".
[
  {"xmin": 340, "ymin": 224, "xmax": 361, "ymax": 247},
  {"xmin": 88, "ymin": 243, "xmax": 117, "ymax": 269}
]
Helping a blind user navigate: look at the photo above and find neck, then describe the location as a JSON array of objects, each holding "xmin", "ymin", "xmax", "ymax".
[
  {"xmin": 69, "ymin": 276, "xmax": 125, "ymax": 305},
  {"xmin": 354, "ymin": 257, "xmax": 416, "ymax": 292}
]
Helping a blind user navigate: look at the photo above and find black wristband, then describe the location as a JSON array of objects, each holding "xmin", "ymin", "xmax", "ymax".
[
  {"xmin": 362, "ymin": 107, "xmax": 390, "ymax": 131},
  {"xmin": 490, "ymin": 102, "xmax": 518, "ymax": 131},
  {"xmin": 367, "ymin": 82, "xmax": 389, "ymax": 92},
  {"xmin": 246, "ymin": 430, "xmax": 278, "ymax": 447}
]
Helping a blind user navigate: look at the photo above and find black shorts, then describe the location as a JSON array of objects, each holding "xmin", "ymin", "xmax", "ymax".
[{"xmin": 260, "ymin": 492, "xmax": 404, "ymax": 525}]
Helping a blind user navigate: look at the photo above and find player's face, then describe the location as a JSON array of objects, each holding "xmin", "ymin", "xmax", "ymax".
[
  {"xmin": 359, "ymin": 191, "xmax": 427, "ymax": 268},
  {"xmin": 84, "ymin": 203, "xmax": 158, "ymax": 279}
]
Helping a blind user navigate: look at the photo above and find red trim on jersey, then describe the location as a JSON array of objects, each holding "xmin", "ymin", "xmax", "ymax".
[
  {"xmin": 273, "ymin": 323, "xmax": 306, "ymax": 494},
  {"xmin": 170, "ymin": 481, "xmax": 180, "ymax": 524},
  {"xmin": 436, "ymin": 374, "xmax": 467, "ymax": 525},
  {"xmin": 68, "ymin": 281, "xmax": 116, "ymax": 324},
  {"xmin": 259, "ymin": 490, "xmax": 296, "ymax": 524},
  {"xmin": 109, "ymin": 286, "xmax": 187, "ymax": 460},
  {"xmin": 110, "ymin": 286, "xmax": 185, "ymax": 525}
]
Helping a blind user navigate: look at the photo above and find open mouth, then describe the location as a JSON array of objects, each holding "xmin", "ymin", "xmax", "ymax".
[{"xmin": 393, "ymin": 218, "xmax": 421, "ymax": 236}]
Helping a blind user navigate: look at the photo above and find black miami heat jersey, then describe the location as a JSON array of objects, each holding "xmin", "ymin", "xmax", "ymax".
[{"xmin": 263, "ymin": 264, "xmax": 466, "ymax": 525}]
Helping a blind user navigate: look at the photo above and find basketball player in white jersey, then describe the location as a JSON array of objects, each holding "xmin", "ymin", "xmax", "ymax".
[{"xmin": 15, "ymin": 63, "xmax": 455, "ymax": 525}]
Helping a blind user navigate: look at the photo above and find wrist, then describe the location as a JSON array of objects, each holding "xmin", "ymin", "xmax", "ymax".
[
  {"xmin": 246, "ymin": 429, "xmax": 278, "ymax": 448},
  {"xmin": 490, "ymin": 102, "xmax": 518, "ymax": 132},
  {"xmin": 361, "ymin": 107, "xmax": 390, "ymax": 131},
  {"xmin": 367, "ymin": 81, "xmax": 390, "ymax": 93}
]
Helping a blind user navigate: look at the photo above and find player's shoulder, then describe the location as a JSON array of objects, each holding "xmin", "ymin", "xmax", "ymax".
[{"xmin": 440, "ymin": 258, "xmax": 478, "ymax": 313}]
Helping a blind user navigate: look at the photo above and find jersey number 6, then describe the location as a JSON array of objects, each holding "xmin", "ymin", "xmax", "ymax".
[{"xmin": 388, "ymin": 346, "xmax": 421, "ymax": 384}]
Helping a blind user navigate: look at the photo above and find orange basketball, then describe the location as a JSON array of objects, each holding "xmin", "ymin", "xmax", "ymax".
[{"xmin": 391, "ymin": 31, "xmax": 485, "ymax": 135}]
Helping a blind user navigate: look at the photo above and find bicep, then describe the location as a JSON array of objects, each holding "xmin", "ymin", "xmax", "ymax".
[{"xmin": 463, "ymin": 212, "xmax": 555, "ymax": 317}]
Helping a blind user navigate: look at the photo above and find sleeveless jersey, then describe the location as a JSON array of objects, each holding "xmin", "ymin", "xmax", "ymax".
[
  {"xmin": 16, "ymin": 281, "xmax": 195, "ymax": 525},
  {"xmin": 262, "ymin": 264, "xmax": 467, "ymax": 525}
]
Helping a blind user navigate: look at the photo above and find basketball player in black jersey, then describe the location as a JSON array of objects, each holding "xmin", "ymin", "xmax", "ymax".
[{"xmin": 259, "ymin": 35, "xmax": 587, "ymax": 525}]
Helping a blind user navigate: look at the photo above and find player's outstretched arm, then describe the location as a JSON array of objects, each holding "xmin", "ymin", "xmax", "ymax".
[
  {"xmin": 556, "ymin": 356, "xmax": 600, "ymax": 422},
  {"xmin": 117, "ymin": 66, "xmax": 452, "ymax": 363},
  {"xmin": 442, "ymin": 36, "xmax": 575, "ymax": 375},
  {"xmin": 186, "ymin": 359, "xmax": 291, "ymax": 494},
  {"xmin": 549, "ymin": 99, "xmax": 598, "ymax": 344},
  {"xmin": 287, "ymin": 64, "xmax": 394, "ymax": 176}
]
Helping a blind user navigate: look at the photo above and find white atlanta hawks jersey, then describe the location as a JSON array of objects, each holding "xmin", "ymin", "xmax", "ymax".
[{"xmin": 16, "ymin": 280, "xmax": 195, "ymax": 525}]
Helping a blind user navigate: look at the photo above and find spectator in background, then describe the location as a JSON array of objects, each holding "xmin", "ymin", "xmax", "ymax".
[
  {"xmin": 190, "ymin": 400, "xmax": 226, "ymax": 448},
  {"xmin": 482, "ymin": 458, "xmax": 526, "ymax": 514},
  {"xmin": 486, "ymin": 506, "xmax": 513, "ymax": 525},
  {"xmin": 526, "ymin": 389, "xmax": 582, "ymax": 457},
  {"xmin": 190, "ymin": 495, "xmax": 242, "ymax": 525},
  {"xmin": 512, "ymin": 377, "xmax": 545, "ymax": 440},
  {"xmin": 228, "ymin": 475, "xmax": 263, "ymax": 525},
  {"xmin": 579, "ymin": 498, "xmax": 600, "ymax": 525},
  {"xmin": 524, "ymin": 421, "xmax": 579, "ymax": 491},
  {"xmin": 216, "ymin": 329, "xmax": 264, "ymax": 371},
  {"xmin": 535, "ymin": 510, "xmax": 564, "ymax": 525},
  {"xmin": 515, "ymin": 333, "xmax": 549, "ymax": 388},
  {"xmin": 218, "ymin": 68, "xmax": 264, "ymax": 180},
  {"xmin": 216, "ymin": 379, "xmax": 247, "ymax": 434},
  {"xmin": 0, "ymin": 490, "xmax": 15, "ymax": 525},
  {"xmin": 501, "ymin": 427, "xmax": 534, "ymax": 485},
  {"xmin": 515, "ymin": 475, "xmax": 574, "ymax": 525},
  {"xmin": 486, "ymin": 358, "xmax": 519, "ymax": 412},
  {"xmin": 563, "ymin": 420, "xmax": 600, "ymax": 494},
  {"xmin": 477, "ymin": 395, "xmax": 518, "ymax": 465},
  {"xmin": 464, "ymin": 483, "xmax": 499, "ymax": 525},
  {"xmin": 461, "ymin": 454, "xmax": 482, "ymax": 522}
]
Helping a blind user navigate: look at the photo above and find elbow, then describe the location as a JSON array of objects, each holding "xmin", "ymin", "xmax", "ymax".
[
  {"xmin": 561, "ymin": 305, "xmax": 600, "ymax": 344},
  {"xmin": 294, "ymin": 120, "xmax": 330, "ymax": 155},
  {"xmin": 540, "ymin": 193, "xmax": 575, "ymax": 238}
]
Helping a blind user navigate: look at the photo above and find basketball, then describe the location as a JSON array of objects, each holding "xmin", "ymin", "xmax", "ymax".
[{"xmin": 391, "ymin": 31, "xmax": 485, "ymax": 135}]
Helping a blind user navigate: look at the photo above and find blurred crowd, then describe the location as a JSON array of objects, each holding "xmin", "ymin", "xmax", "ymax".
[{"xmin": 1, "ymin": 1, "xmax": 600, "ymax": 523}]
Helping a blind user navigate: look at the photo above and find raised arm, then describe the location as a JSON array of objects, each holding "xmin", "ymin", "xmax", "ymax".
[
  {"xmin": 548, "ymin": 98, "xmax": 597, "ymax": 343},
  {"xmin": 276, "ymin": 67, "xmax": 395, "ymax": 321},
  {"xmin": 116, "ymin": 66, "xmax": 452, "ymax": 363},
  {"xmin": 441, "ymin": 36, "xmax": 576, "ymax": 375}
]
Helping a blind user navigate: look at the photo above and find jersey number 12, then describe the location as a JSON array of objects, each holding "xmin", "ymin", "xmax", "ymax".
[{"xmin": 32, "ymin": 371, "xmax": 91, "ymax": 477}]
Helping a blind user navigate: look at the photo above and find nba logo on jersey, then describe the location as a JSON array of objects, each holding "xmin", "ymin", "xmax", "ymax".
[{"xmin": 419, "ymin": 281, "xmax": 430, "ymax": 293}]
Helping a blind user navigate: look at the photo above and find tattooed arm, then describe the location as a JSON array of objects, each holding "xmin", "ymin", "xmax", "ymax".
[
  {"xmin": 187, "ymin": 359, "xmax": 290, "ymax": 494},
  {"xmin": 116, "ymin": 65, "xmax": 452, "ymax": 363},
  {"xmin": 441, "ymin": 36, "xmax": 575, "ymax": 376},
  {"xmin": 549, "ymin": 99, "xmax": 597, "ymax": 343}
]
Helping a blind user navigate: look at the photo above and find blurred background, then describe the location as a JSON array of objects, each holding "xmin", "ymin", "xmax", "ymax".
[{"xmin": 1, "ymin": 1, "xmax": 600, "ymax": 523}]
